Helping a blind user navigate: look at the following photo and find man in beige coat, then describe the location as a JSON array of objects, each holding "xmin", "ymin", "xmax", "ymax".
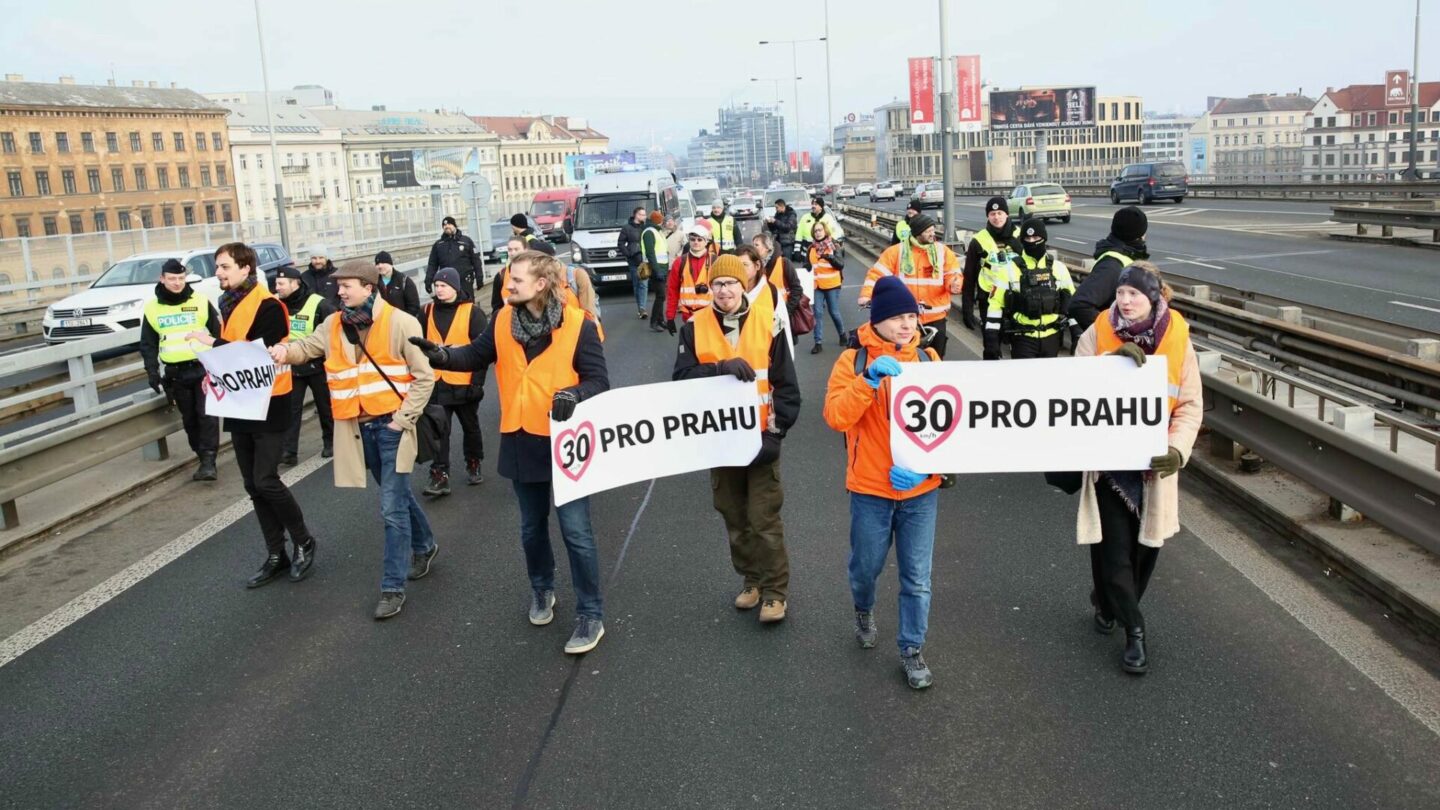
[{"xmin": 271, "ymin": 260, "xmax": 437, "ymax": 620}]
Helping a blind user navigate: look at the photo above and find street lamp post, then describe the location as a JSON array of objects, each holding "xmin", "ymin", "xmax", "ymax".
[
  {"xmin": 823, "ymin": 0, "xmax": 835, "ymax": 152},
  {"xmin": 760, "ymin": 37, "xmax": 828, "ymax": 172},
  {"xmin": 1403, "ymin": 0, "xmax": 1423, "ymax": 181},
  {"xmin": 253, "ymin": 0, "xmax": 288, "ymax": 250},
  {"xmin": 937, "ymin": 0, "xmax": 955, "ymax": 239}
]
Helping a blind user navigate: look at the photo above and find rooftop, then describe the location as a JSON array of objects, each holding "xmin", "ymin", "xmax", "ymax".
[
  {"xmin": 1323, "ymin": 81, "xmax": 1440, "ymax": 112},
  {"xmin": 1208, "ymin": 94, "xmax": 1317, "ymax": 115},
  {"xmin": 0, "ymin": 79, "xmax": 225, "ymax": 113},
  {"xmin": 308, "ymin": 108, "xmax": 490, "ymax": 137},
  {"xmin": 224, "ymin": 102, "xmax": 326, "ymax": 134}
]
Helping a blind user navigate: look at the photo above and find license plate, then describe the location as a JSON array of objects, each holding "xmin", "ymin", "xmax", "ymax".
[
  {"xmin": 60, "ymin": 318, "xmax": 92, "ymax": 328},
  {"xmin": 601, "ymin": 274, "xmax": 627, "ymax": 283},
  {"xmin": 1164, "ymin": 184, "xmax": 1177, "ymax": 189}
]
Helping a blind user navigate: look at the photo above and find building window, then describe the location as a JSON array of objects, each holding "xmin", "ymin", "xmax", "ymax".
[
  {"xmin": 111, "ymin": 167, "xmax": 125, "ymax": 191},
  {"xmin": 178, "ymin": 166, "xmax": 190, "ymax": 188},
  {"xmin": 200, "ymin": 166, "xmax": 212, "ymax": 186},
  {"xmin": 87, "ymin": 168, "xmax": 101, "ymax": 193},
  {"xmin": 6, "ymin": 170, "xmax": 22, "ymax": 197},
  {"xmin": 1325, "ymin": 154, "xmax": 1335, "ymax": 166},
  {"xmin": 256, "ymin": 155, "xmax": 263, "ymax": 169},
  {"xmin": 221, "ymin": 203, "xmax": 232, "ymax": 222},
  {"xmin": 56, "ymin": 132, "xmax": 70, "ymax": 153},
  {"xmin": 196, "ymin": 132, "xmax": 207, "ymax": 151},
  {"xmin": 204, "ymin": 203, "xmax": 216, "ymax": 224},
  {"xmin": 62, "ymin": 169, "xmax": 77, "ymax": 194},
  {"xmin": 130, "ymin": 132, "xmax": 142, "ymax": 151},
  {"xmin": 183, "ymin": 205, "xmax": 194, "ymax": 225},
  {"xmin": 134, "ymin": 166, "xmax": 147, "ymax": 190},
  {"xmin": 69, "ymin": 213, "xmax": 83, "ymax": 234},
  {"xmin": 139, "ymin": 209, "xmax": 153, "ymax": 229},
  {"xmin": 212, "ymin": 133, "xmax": 222, "ymax": 151},
  {"xmin": 93, "ymin": 211, "xmax": 107, "ymax": 232},
  {"xmin": 0, "ymin": 132, "xmax": 13, "ymax": 153},
  {"xmin": 216, "ymin": 164, "xmax": 227, "ymax": 185},
  {"xmin": 156, "ymin": 166, "xmax": 169, "ymax": 189},
  {"xmin": 15, "ymin": 217, "xmax": 30, "ymax": 238},
  {"xmin": 28, "ymin": 131, "xmax": 44, "ymax": 154},
  {"xmin": 118, "ymin": 210, "xmax": 131, "ymax": 230},
  {"xmin": 43, "ymin": 216, "xmax": 58, "ymax": 236},
  {"xmin": 152, "ymin": 132, "xmax": 164, "ymax": 151},
  {"xmin": 1326, "ymin": 135, "xmax": 1335, "ymax": 145},
  {"xmin": 171, "ymin": 132, "xmax": 184, "ymax": 152},
  {"xmin": 162, "ymin": 207, "xmax": 174, "ymax": 227},
  {"xmin": 81, "ymin": 131, "xmax": 95, "ymax": 153},
  {"xmin": 34, "ymin": 170, "xmax": 51, "ymax": 195},
  {"xmin": 239, "ymin": 154, "xmax": 247, "ymax": 170},
  {"xmin": 106, "ymin": 132, "xmax": 119, "ymax": 152}
]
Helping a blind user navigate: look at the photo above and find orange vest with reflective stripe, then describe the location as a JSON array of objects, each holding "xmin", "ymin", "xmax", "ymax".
[
  {"xmin": 499, "ymin": 266, "xmax": 605, "ymax": 341},
  {"xmin": 809, "ymin": 246, "xmax": 843, "ymax": 291},
  {"xmin": 692, "ymin": 293, "xmax": 775, "ymax": 429},
  {"xmin": 324, "ymin": 300, "xmax": 413, "ymax": 419},
  {"xmin": 494, "ymin": 304, "xmax": 584, "ymax": 436},
  {"xmin": 678, "ymin": 255, "xmax": 713, "ymax": 318},
  {"xmin": 875, "ymin": 242, "xmax": 956, "ymax": 324},
  {"xmin": 1093, "ymin": 310, "xmax": 1190, "ymax": 413},
  {"xmin": 766, "ymin": 256, "xmax": 788, "ymax": 301},
  {"xmin": 426, "ymin": 302, "xmax": 474, "ymax": 386},
  {"xmin": 221, "ymin": 283, "xmax": 293, "ymax": 397}
]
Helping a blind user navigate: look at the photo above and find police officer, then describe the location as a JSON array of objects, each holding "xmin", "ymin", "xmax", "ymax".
[
  {"xmin": 275, "ymin": 265, "xmax": 336, "ymax": 464},
  {"xmin": 891, "ymin": 199, "xmax": 921, "ymax": 245},
  {"xmin": 961, "ymin": 197, "xmax": 1020, "ymax": 331},
  {"xmin": 425, "ymin": 215, "xmax": 482, "ymax": 298},
  {"xmin": 1068, "ymin": 206, "xmax": 1150, "ymax": 335},
  {"xmin": 707, "ymin": 201, "xmax": 739, "ymax": 254},
  {"xmin": 140, "ymin": 259, "xmax": 221, "ymax": 481},
  {"xmin": 983, "ymin": 218, "xmax": 1075, "ymax": 360}
]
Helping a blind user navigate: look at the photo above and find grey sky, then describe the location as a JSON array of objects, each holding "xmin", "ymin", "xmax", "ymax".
[{"xmin": 3, "ymin": 0, "xmax": 1434, "ymax": 153}]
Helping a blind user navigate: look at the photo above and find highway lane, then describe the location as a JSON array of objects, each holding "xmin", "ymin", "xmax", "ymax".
[
  {"xmin": 2, "ymin": 286, "xmax": 1439, "ymax": 807},
  {"xmin": 862, "ymin": 196, "xmax": 1440, "ymax": 334}
]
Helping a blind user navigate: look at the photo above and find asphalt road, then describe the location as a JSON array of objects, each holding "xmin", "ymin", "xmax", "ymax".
[
  {"xmin": 860, "ymin": 196, "xmax": 1440, "ymax": 334},
  {"xmin": 3, "ymin": 280, "xmax": 1439, "ymax": 808}
]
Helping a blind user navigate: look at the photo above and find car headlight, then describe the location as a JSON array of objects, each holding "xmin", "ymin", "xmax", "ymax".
[
  {"xmin": 571, "ymin": 247, "xmax": 583, "ymax": 262},
  {"xmin": 45, "ymin": 306, "xmax": 56, "ymax": 319},
  {"xmin": 110, "ymin": 299, "xmax": 144, "ymax": 314}
]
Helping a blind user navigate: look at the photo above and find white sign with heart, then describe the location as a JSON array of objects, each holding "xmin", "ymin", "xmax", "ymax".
[{"xmin": 197, "ymin": 339, "xmax": 283, "ymax": 421}]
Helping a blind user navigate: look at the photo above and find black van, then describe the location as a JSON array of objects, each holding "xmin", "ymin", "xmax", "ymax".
[{"xmin": 1110, "ymin": 161, "xmax": 1188, "ymax": 205}]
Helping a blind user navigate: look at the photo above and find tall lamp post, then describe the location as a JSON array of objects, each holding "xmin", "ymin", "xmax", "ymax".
[
  {"xmin": 759, "ymin": 37, "xmax": 828, "ymax": 166},
  {"xmin": 253, "ymin": 0, "xmax": 288, "ymax": 249},
  {"xmin": 1402, "ymin": 0, "xmax": 1423, "ymax": 181}
]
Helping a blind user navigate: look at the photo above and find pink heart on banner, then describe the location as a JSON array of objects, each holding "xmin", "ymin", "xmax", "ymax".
[
  {"xmin": 202, "ymin": 374, "xmax": 226, "ymax": 402},
  {"xmin": 552, "ymin": 421, "xmax": 598, "ymax": 482},
  {"xmin": 892, "ymin": 384, "xmax": 963, "ymax": 452}
]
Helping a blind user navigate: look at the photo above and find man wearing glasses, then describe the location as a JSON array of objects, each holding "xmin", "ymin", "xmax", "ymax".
[{"xmin": 662, "ymin": 222, "xmax": 717, "ymax": 334}]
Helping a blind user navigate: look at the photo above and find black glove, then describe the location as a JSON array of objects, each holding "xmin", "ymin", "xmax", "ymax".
[
  {"xmin": 716, "ymin": 358, "xmax": 756, "ymax": 382},
  {"xmin": 408, "ymin": 336, "xmax": 451, "ymax": 368},
  {"xmin": 1110, "ymin": 342, "xmax": 1146, "ymax": 367},
  {"xmin": 147, "ymin": 371, "xmax": 164, "ymax": 395},
  {"xmin": 424, "ymin": 281, "xmax": 434, "ymax": 295},
  {"xmin": 1069, "ymin": 323, "xmax": 1085, "ymax": 353},
  {"xmin": 982, "ymin": 329, "xmax": 1001, "ymax": 361},
  {"xmin": 665, "ymin": 319, "xmax": 677, "ymax": 335},
  {"xmin": 752, "ymin": 432, "xmax": 782, "ymax": 467},
  {"xmin": 551, "ymin": 388, "xmax": 579, "ymax": 422}
]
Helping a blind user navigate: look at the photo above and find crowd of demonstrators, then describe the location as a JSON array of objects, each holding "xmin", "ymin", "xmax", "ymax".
[
  {"xmin": 140, "ymin": 259, "xmax": 222, "ymax": 481},
  {"xmin": 426, "ymin": 215, "xmax": 483, "ymax": 297},
  {"xmin": 421, "ymin": 268, "xmax": 489, "ymax": 497},
  {"xmin": 673, "ymin": 254, "xmax": 801, "ymax": 622},
  {"xmin": 274, "ymin": 265, "xmax": 336, "ymax": 465},
  {"xmin": 806, "ymin": 221, "xmax": 847, "ymax": 355},
  {"xmin": 858, "ymin": 213, "xmax": 962, "ymax": 358}
]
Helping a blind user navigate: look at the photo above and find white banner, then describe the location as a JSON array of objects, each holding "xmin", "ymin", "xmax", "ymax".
[
  {"xmin": 888, "ymin": 357, "xmax": 1170, "ymax": 474},
  {"xmin": 551, "ymin": 376, "xmax": 763, "ymax": 506},
  {"xmin": 197, "ymin": 339, "xmax": 282, "ymax": 421}
]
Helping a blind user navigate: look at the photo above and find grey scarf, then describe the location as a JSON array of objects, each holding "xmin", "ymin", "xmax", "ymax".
[{"xmin": 511, "ymin": 294, "xmax": 565, "ymax": 344}]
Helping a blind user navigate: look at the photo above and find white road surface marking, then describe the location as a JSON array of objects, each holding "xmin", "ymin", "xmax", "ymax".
[
  {"xmin": 1163, "ymin": 256, "xmax": 1227, "ymax": 270},
  {"xmin": 1391, "ymin": 300, "xmax": 1440, "ymax": 314}
]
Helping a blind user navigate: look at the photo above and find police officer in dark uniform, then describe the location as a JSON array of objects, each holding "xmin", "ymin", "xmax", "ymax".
[
  {"xmin": 982, "ymin": 218, "xmax": 1075, "ymax": 360},
  {"xmin": 140, "ymin": 259, "xmax": 221, "ymax": 481},
  {"xmin": 274, "ymin": 265, "xmax": 336, "ymax": 464},
  {"xmin": 425, "ymin": 215, "xmax": 482, "ymax": 298}
]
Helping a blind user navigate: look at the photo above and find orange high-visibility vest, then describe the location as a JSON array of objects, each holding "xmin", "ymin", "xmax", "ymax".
[
  {"xmin": 494, "ymin": 304, "xmax": 584, "ymax": 436},
  {"xmin": 867, "ymin": 241, "xmax": 958, "ymax": 324},
  {"xmin": 766, "ymin": 256, "xmax": 788, "ymax": 302},
  {"xmin": 324, "ymin": 299, "xmax": 413, "ymax": 419},
  {"xmin": 221, "ymin": 283, "xmax": 292, "ymax": 397},
  {"xmin": 426, "ymin": 302, "xmax": 474, "ymax": 387},
  {"xmin": 809, "ymin": 246, "xmax": 843, "ymax": 291},
  {"xmin": 1093, "ymin": 310, "xmax": 1190, "ymax": 413},
  {"xmin": 692, "ymin": 292, "xmax": 775, "ymax": 429},
  {"xmin": 678, "ymin": 255, "xmax": 713, "ymax": 318}
]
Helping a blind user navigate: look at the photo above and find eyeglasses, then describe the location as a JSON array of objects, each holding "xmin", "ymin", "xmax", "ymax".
[
  {"xmin": 688, "ymin": 236, "xmax": 708, "ymax": 242},
  {"xmin": 710, "ymin": 279, "xmax": 741, "ymax": 289}
]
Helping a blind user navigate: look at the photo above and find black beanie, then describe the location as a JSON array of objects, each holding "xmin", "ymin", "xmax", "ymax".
[
  {"xmin": 442, "ymin": 215, "xmax": 457, "ymax": 227},
  {"xmin": 908, "ymin": 214, "xmax": 937, "ymax": 238},
  {"xmin": 1019, "ymin": 218, "xmax": 1047, "ymax": 242},
  {"xmin": 1112, "ymin": 206, "xmax": 1148, "ymax": 242},
  {"xmin": 869, "ymin": 276, "xmax": 920, "ymax": 325},
  {"xmin": 907, "ymin": 198, "xmax": 921, "ymax": 213},
  {"xmin": 985, "ymin": 196, "xmax": 1009, "ymax": 214},
  {"xmin": 510, "ymin": 213, "xmax": 529, "ymax": 229},
  {"xmin": 374, "ymin": 250, "xmax": 394, "ymax": 266},
  {"xmin": 160, "ymin": 258, "xmax": 186, "ymax": 275}
]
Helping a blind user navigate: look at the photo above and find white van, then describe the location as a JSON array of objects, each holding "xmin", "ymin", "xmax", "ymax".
[
  {"xmin": 681, "ymin": 177, "xmax": 722, "ymax": 215},
  {"xmin": 568, "ymin": 170, "xmax": 680, "ymax": 286}
]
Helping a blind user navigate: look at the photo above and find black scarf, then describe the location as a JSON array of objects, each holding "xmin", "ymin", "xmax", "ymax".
[
  {"xmin": 217, "ymin": 275, "xmax": 257, "ymax": 320},
  {"xmin": 511, "ymin": 295, "xmax": 565, "ymax": 344},
  {"xmin": 1122, "ymin": 238, "xmax": 1150, "ymax": 260},
  {"xmin": 154, "ymin": 281, "xmax": 194, "ymax": 306}
]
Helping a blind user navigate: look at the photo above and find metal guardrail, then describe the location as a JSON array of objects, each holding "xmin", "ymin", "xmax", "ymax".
[
  {"xmin": 1331, "ymin": 204, "xmax": 1440, "ymax": 242},
  {"xmin": 940, "ymin": 180, "xmax": 1440, "ymax": 202}
]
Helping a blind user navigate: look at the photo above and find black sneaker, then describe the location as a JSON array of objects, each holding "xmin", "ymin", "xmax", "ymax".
[
  {"xmin": 374, "ymin": 591, "xmax": 405, "ymax": 620},
  {"xmin": 564, "ymin": 616, "xmax": 605, "ymax": 654},
  {"xmin": 855, "ymin": 610, "xmax": 878, "ymax": 649},
  {"xmin": 900, "ymin": 646, "xmax": 933, "ymax": 689},
  {"xmin": 407, "ymin": 542, "xmax": 439, "ymax": 580}
]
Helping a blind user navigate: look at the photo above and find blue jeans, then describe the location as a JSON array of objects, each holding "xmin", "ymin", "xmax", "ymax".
[
  {"xmin": 512, "ymin": 480, "xmax": 604, "ymax": 619},
  {"xmin": 812, "ymin": 287, "xmax": 845, "ymax": 345},
  {"xmin": 848, "ymin": 490, "xmax": 938, "ymax": 652},
  {"xmin": 629, "ymin": 259, "xmax": 649, "ymax": 313},
  {"xmin": 361, "ymin": 420, "xmax": 435, "ymax": 593}
]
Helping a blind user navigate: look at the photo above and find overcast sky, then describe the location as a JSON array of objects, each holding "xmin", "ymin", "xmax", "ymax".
[{"xmin": 3, "ymin": 0, "xmax": 1434, "ymax": 154}]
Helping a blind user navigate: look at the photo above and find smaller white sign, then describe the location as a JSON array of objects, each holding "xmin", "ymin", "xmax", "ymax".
[
  {"xmin": 551, "ymin": 376, "xmax": 763, "ymax": 506},
  {"xmin": 197, "ymin": 339, "xmax": 283, "ymax": 420},
  {"xmin": 796, "ymin": 266, "xmax": 815, "ymax": 302},
  {"xmin": 889, "ymin": 357, "xmax": 1171, "ymax": 474}
]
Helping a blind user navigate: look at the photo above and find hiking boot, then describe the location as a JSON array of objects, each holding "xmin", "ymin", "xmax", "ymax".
[
  {"xmin": 529, "ymin": 589, "xmax": 556, "ymax": 626},
  {"xmin": 193, "ymin": 451, "xmax": 218, "ymax": 482},
  {"xmin": 373, "ymin": 591, "xmax": 405, "ymax": 620},
  {"xmin": 900, "ymin": 646, "xmax": 933, "ymax": 689},
  {"xmin": 465, "ymin": 458, "xmax": 484, "ymax": 486},
  {"xmin": 733, "ymin": 586, "xmax": 761, "ymax": 610},
  {"xmin": 855, "ymin": 610, "xmax": 878, "ymax": 649},
  {"xmin": 407, "ymin": 542, "xmax": 439, "ymax": 580},
  {"xmin": 281, "ymin": 452, "xmax": 299, "ymax": 467},
  {"xmin": 565, "ymin": 616, "xmax": 605, "ymax": 654},
  {"xmin": 759, "ymin": 599, "xmax": 787, "ymax": 623},
  {"xmin": 246, "ymin": 553, "xmax": 289, "ymax": 589},
  {"xmin": 1122, "ymin": 627, "xmax": 1149, "ymax": 675},
  {"xmin": 288, "ymin": 538, "xmax": 316, "ymax": 583},
  {"xmin": 422, "ymin": 468, "xmax": 450, "ymax": 497},
  {"xmin": 321, "ymin": 441, "xmax": 333, "ymax": 459}
]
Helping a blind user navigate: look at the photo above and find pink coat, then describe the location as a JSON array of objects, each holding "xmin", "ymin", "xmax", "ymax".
[{"xmin": 1073, "ymin": 322, "xmax": 1204, "ymax": 547}]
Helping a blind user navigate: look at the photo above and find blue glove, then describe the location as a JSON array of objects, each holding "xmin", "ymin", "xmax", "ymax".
[
  {"xmin": 864, "ymin": 355, "xmax": 903, "ymax": 389},
  {"xmin": 889, "ymin": 465, "xmax": 929, "ymax": 491}
]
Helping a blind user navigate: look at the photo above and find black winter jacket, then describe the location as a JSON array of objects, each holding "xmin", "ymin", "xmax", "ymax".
[
  {"xmin": 1067, "ymin": 234, "xmax": 1150, "ymax": 330},
  {"xmin": 426, "ymin": 231, "xmax": 482, "ymax": 289},
  {"xmin": 300, "ymin": 260, "xmax": 341, "ymax": 307},
  {"xmin": 616, "ymin": 217, "xmax": 646, "ymax": 262},
  {"xmin": 378, "ymin": 270, "xmax": 422, "ymax": 319},
  {"xmin": 766, "ymin": 208, "xmax": 798, "ymax": 248},
  {"xmin": 422, "ymin": 299, "xmax": 489, "ymax": 406}
]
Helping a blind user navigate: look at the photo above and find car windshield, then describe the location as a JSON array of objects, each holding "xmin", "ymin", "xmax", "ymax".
[
  {"xmin": 92, "ymin": 257, "xmax": 175, "ymax": 288},
  {"xmin": 734, "ymin": 197, "xmax": 757, "ymax": 207},
  {"xmin": 679, "ymin": 198, "xmax": 695, "ymax": 217},
  {"xmin": 1157, "ymin": 163, "xmax": 1186, "ymax": 178},
  {"xmin": 575, "ymin": 192, "xmax": 651, "ymax": 230},
  {"xmin": 690, "ymin": 187, "xmax": 722, "ymax": 208},
  {"xmin": 489, "ymin": 223, "xmax": 512, "ymax": 246},
  {"xmin": 763, "ymin": 188, "xmax": 804, "ymax": 206},
  {"xmin": 1032, "ymin": 184, "xmax": 1065, "ymax": 196},
  {"xmin": 530, "ymin": 200, "xmax": 567, "ymax": 217}
]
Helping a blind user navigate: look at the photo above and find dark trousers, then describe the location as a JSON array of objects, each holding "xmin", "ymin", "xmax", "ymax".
[
  {"xmin": 1089, "ymin": 481, "xmax": 1161, "ymax": 629},
  {"xmin": 167, "ymin": 372, "xmax": 218, "ymax": 454},
  {"xmin": 283, "ymin": 373, "xmax": 334, "ymax": 456},
  {"xmin": 925, "ymin": 322, "xmax": 949, "ymax": 359},
  {"xmin": 433, "ymin": 400, "xmax": 483, "ymax": 472},
  {"xmin": 711, "ymin": 461, "xmax": 789, "ymax": 601},
  {"xmin": 1010, "ymin": 332, "xmax": 1061, "ymax": 359},
  {"xmin": 649, "ymin": 271, "xmax": 669, "ymax": 324},
  {"xmin": 233, "ymin": 430, "xmax": 313, "ymax": 557}
]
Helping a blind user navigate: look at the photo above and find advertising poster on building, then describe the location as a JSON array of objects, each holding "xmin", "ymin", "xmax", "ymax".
[
  {"xmin": 954, "ymin": 55, "xmax": 983, "ymax": 133},
  {"xmin": 563, "ymin": 151, "xmax": 637, "ymax": 185},
  {"xmin": 381, "ymin": 148, "xmax": 482, "ymax": 189},
  {"xmin": 380, "ymin": 151, "xmax": 417, "ymax": 189},
  {"xmin": 908, "ymin": 57, "xmax": 936, "ymax": 135},
  {"xmin": 1189, "ymin": 136, "xmax": 1208, "ymax": 174},
  {"xmin": 989, "ymin": 87, "xmax": 1097, "ymax": 131}
]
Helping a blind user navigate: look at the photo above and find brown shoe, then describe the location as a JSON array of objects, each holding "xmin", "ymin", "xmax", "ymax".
[
  {"xmin": 734, "ymin": 586, "xmax": 761, "ymax": 610},
  {"xmin": 759, "ymin": 599, "xmax": 787, "ymax": 623}
]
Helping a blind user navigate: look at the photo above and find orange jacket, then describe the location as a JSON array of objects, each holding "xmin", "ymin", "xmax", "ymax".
[
  {"xmin": 861, "ymin": 242, "xmax": 961, "ymax": 324},
  {"xmin": 823, "ymin": 322, "xmax": 942, "ymax": 499}
]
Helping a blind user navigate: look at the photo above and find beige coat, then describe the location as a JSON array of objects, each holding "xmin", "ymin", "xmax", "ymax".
[
  {"xmin": 282, "ymin": 297, "xmax": 435, "ymax": 488},
  {"xmin": 1074, "ymin": 321, "xmax": 1203, "ymax": 547}
]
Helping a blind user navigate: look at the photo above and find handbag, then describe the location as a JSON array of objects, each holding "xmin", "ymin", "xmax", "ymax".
[
  {"xmin": 789, "ymin": 294, "xmax": 816, "ymax": 336},
  {"xmin": 344, "ymin": 322, "xmax": 444, "ymax": 465},
  {"xmin": 638, "ymin": 261, "xmax": 651, "ymax": 281}
]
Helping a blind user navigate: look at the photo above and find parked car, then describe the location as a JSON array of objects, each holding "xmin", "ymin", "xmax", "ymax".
[
  {"xmin": 837, "ymin": 185, "xmax": 857, "ymax": 199},
  {"xmin": 483, "ymin": 214, "xmax": 544, "ymax": 267},
  {"xmin": 730, "ymin": 195, "xmax": 760, "ymax": 219},
  {"xmin": 871, "ymin": 181, "xmax": 898, "ymax": 202},
  {"xmin": 1110, "ymin": 161, "xmax": 1188, "ymax": 204},
  {"xmin": 856, "ymin": 182, "xmax": 874, "ymax": 198},
  {"xmin": 914, "ymin": 182, "xmax": 945, "ymax": 209},
  {"xmin": 42, "ymin": 245, "xmax": 278, "ymax": 344},
  {"xmin": 529, "ymin": 188, "xmax": 580, "ymax": 242},
  {"xmin": 1008, "ymin": 182, "xmax": 1072, "ymax": 223}
]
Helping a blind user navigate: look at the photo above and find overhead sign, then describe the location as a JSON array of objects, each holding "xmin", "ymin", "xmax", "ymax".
[
  {"xmin": 1385, "ymin": 70, "xmax": 1411, "ymax": 106},
  {"xmin": 954, "ymin": 55, "xmax": 983, "ymax": 133},
  {"xmin": 989, "ymin": 87, "xmax": 1097, "ymax": 131},
  {"xmin": 888, "ymin": 357, "xmax": 1170, "ymax": 474},
  {"xmin": 550, "ymin": 376, "xmax": 763, "ymax": 506},
  {"xmin": 197, "ymin": 339, "xmax": 283, "ymax": 421},
  {"xmin": 908, "ymin": 57, "xmax": 936, "ymax": 135}
]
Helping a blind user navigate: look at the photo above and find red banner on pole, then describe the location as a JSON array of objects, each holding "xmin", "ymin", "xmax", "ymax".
[
  {"xmin": 908, "ymin": 57, "xmax": 936, "ymax": 135},
  {"xmin": 955, "ymin": 55, "xmax": 982, "ymax": 132},
  {"xmin": 788, "ymin": 151, "xmax": 799, "ymax": 172},
  {"xmin": 800, "ymin": 151, "xmax": 811, "ymax": 172}
]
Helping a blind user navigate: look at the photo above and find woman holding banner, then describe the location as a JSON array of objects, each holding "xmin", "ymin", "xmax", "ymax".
[
  {"xmin": 1073, "ymin": 261, "xmax": 1202, "ymax": 676},
  {"xmin": 410, "ymin": 250, "xmax": 610, "ymax": 655}
]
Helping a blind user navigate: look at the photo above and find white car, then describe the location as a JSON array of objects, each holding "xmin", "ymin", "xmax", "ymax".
[
  {"xmin": 857, "ymin": 182, "xmax": 874, "ymax": 197},
  {"xmin": 914, "ymin": 182, "xmax": 946, "ymax": 209},
  {"xmin": 838, "ymin": 185, "xmax": 857, "ymax": 199},
  {"xmin": 730, "ymin": 195, "xmax": 760, "ymax": 219},
  {"xmin": 871, "ymin": 181, "xmax": 898, "ymax": 202},
  {"xmin": 42, "ymin": 248, "xmax": 271, "ymax": 343}
]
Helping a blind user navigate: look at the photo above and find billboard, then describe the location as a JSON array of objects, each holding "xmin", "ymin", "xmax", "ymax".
[
  {"xmin": 908, "ymin": 57, "xmax": 936, "ymax": 135},
  {"xmin": 955, "ymin": 55, "xmax": 982, "ymax": 133},
  {"xmin": 381, "ymin": 148, "xmax": 483, "ymax": 189},
  {"xmin": 563, "ymin": 151, "xmax": 637, "ymax": 185},
  {"xmin": 1189, "ymin": 136, "xmax": 1208, "ymax": 174},
  {"xmin": 380, "ymin": 151, "xmax": 416, "ymax": 188},
  {"xmin": 1385, "ymin": 70, "xmax": 1411, "ymax": 106},
  {"xmin": 989, "ymin": 87, "xmax": 1096, "ymax": 131}
]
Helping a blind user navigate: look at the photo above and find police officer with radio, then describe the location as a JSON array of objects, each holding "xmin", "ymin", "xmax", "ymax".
[
  {"xmin": 275, "ymin": 265, "xmax": 337, "ymax": 464},
  {"xmin": 961, "ymin": 197, "xmax": 1020, "ymax": 331},
  {"xmin": 983, "ymin": 218, "xmax": 1075, "ymax": 360},
  {"xmin": 140, "ymin": 259, "xmax": 222, "ymax": 481}
]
